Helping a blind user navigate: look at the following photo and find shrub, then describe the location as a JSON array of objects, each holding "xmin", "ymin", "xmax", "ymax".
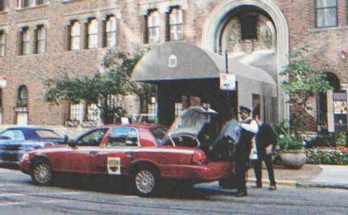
[{"xmin": 306, "ymin": 147, "xmax": 348, "ymax": 165}]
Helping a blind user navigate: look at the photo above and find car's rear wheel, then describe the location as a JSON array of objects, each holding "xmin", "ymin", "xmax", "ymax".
[
  {"xmin": 31, "ymin": 159, "xmax": 53, "ymax": 186},
  {"xmin": 133, "ymin": 166, "xmax": 159, "ymax": 197}
]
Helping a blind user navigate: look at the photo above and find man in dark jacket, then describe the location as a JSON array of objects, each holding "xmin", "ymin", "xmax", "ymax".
[
  {"xmin": 252, "ymin": 113, "xmax": 277, "ymax": 190},
  {"xmin": 234, "ymin": 106, "xmax": 258, "ymax": 197}
]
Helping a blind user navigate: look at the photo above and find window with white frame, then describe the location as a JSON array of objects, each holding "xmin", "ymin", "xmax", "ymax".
[
  {"xmin": 70, "ymin": 103, "xmax": 82, "ymax": 121},
  {"xmin": 104, "ymin": 15, "xmax": 117, "ymax": 48},
  {"xmin": 70, "ymin": 21, "xmax": 80, "ymax": 50},
  {"xmin": 175, "ymin": 102, "xmax": 183, "ymax": 117},
  {"xmin": 0, "ymin": 31, "xmax": 5, "ymax": 57},
  {"xmin": 21, "ymin": 27, "xmax": 31, "ymax": 55},
  {"xmin": 148, "ymin": 10, "xmax": 160, "ymax": 44},
  {"xmin": 87, "ymin": 18, "xmax": 98, "ymax": 49},
  {"xmin": 315, "ymin": 0, "xmax": 337, "ymax": 27},
  {"xmin": 18, "ymin": 0, "xmax": 48, "ymax": 8},
  {"xmin": 87, "ymin": 104, "xmax": 99, "ymax": 121},
  {"xmin": 35, "ymin": 25, "xmax": 46, "ymax": 54},
  {"xmin": 169, "ymin": 8, "xmax": 183, "ymax": 41}
]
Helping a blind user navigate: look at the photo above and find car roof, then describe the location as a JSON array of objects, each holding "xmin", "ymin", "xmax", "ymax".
[{"xmin": 104, "ymin": 124, "xmax": 164, "ymax": 129}]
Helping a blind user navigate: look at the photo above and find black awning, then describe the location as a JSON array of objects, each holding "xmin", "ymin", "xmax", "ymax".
[{"xmin": 132, "ymin": 41, "xmax": 276, "ymax": 86}]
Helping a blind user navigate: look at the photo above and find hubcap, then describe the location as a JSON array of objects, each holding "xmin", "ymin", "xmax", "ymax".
[
  {"xmin": 135, "ymin": 170, "xmax": 155, "ymax": 194},
  {"xmin": 34, "ymin": 163, "xmax": 51, "ymax": 184}
]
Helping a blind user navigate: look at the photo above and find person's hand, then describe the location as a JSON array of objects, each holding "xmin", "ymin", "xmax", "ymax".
[{"xmin": 266, "ymin": 145, "xmax": 273, "ymax": 155}]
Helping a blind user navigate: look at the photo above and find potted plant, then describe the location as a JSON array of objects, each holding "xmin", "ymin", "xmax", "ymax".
[{"xmin": 275, "ymin": 122, "xmax": 306, "ymax": 169}]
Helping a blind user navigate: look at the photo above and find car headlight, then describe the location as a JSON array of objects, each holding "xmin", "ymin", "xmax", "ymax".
[{"xmin": 21, "ymin": 153, "xmax": 30, "ymax": 161}]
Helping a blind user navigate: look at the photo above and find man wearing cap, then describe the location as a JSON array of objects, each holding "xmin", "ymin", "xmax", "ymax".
[{"xmin": 234, "ymin": 106, "xmax": 259, "ymax": 197}]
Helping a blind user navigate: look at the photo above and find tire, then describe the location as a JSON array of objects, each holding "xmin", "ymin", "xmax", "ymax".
[
  {"xmin": 133, "ymin": 166, "xmax": 159, "ymax": 197},
  {"xmin": 31, "ymin": 159, "xmax": 54, "ymax": 186}
]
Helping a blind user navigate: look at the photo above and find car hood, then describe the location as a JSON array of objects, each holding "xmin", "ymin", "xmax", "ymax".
[{"xmin": 167, "ymin": 106, "xmax": 217, "ymax": 136}]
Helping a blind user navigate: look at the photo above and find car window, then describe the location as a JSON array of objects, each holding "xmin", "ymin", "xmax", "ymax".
[
  {"xmin": 151, "ymin": 126, "xmax": 168, "ymax": 144},
  {"xmin": 106, "ymin": 127, "xmax": 139, "ymax": 147},
  {"xmin": 163, "ymin": 134, "xmax": 199, "ymax": 148},
  {"xmin": 35, "ymin": 130, "xmax": 61, "ymax": 138},
  {"xmin": 76, "ymin": 129, "xmax": 107, "ymax": 146},
  {"xmin": 0, "ymin": 130, "xmax": 25, "ymax": 140}
]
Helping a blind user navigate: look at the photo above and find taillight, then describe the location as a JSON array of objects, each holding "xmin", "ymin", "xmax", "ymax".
[{"xmin": 192, "ymin": 150, "xmax": 208, "ymax": 165}]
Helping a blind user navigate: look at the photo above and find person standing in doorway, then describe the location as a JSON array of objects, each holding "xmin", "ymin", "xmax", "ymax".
[
  {"xmin": 234, "ymin": 106, "xmax": 258, "ymax": 197},
  {"xmin": 252, "ymin": 113, "xmax": 277, "ymax": 190}
]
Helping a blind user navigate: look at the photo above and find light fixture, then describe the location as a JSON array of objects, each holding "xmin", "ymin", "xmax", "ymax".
[{"xmin": 341, "ymin": 50, "xmax": 347, "ymax": 59}]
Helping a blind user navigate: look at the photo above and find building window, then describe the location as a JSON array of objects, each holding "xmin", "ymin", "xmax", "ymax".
[
  {"xmin": 147, "ymin": 10, "xmax": 160, "ymax": 44},
  {"xmin": 87, "ymin": 18, "xmax": 98, "ymax": 49},
  {"xmin": 0, "ymin": 0, "xmax": 8, "ymax": 11},
  {"xmin": 70, "ymin": 103, "xmax": 82, "ymax": 121},
  {"xmin": 87, "ymin": 104, "xmax": 99, "ymax": 121},
  {"xmin": 0, "ymin": 30, "xmax": 5, "ymax": 57},
  {"xmin": 0, "ymin": 88, "xmax": 2, "ymax": 109},
  {"xmin": 18, "ymin": 0, "xmax": 48, "ymax": 8},
  {"xmin": 17, "ymin": 85, "xmax": 28, "ymax": 107},
  {"xmin": 103, "ymin": 15, "xmax": 117, "ymax": 48},
  {"xmin": 241, "ymin": 15, "xmax": 258, "ymax": 40},
  {"xmin": 34, "ymin": 25, "xmax": 46, "ymax": 54},
  {"xmin": 20, "ymin": 27, "xmax": 31, "ymax": 55},
  {"xmin": 69, "ymin": 20, "xmax": 80, "ymax": 50},
  {"xmin": 315, "ymin": 0, "xmax": 337, "ymax": 27},
  {"xmin": 175, "ymin": 102, "xmax": 184, "ymax": 117},
  {"xmin": 168, "ymin": 8, "xmax": 183, "ymax": 41}
]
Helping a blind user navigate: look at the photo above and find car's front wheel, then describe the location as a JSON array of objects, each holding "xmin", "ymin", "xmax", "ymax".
[
  {"xmin": 31, "ymin": 159, "xmax": 54, "ymax": 186},
  {"xmin": 133, "ymin": 166, "xmax": 159, "ymax": 197}
]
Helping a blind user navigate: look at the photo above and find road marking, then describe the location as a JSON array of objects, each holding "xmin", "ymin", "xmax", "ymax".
[
  {"xmin": 0, "ymin": 193, "xmax": 24, "ymax": 197},
  {"xmin": 33, "ymin": 192, "xmax": 83, "ymax": 196},
  {"xmin": 0, "ymin": 202, "xmax": 28, "ymax": 207}
]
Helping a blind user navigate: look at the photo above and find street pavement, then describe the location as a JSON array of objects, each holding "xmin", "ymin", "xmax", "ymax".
[{"xmin": 247, "ymin": 164, "xmax": 348, "ymax": 189}]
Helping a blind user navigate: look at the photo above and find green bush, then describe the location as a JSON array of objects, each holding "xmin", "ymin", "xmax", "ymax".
[
  {"xmin": 306, "ymin": 147, "xmax": 348, "ymax": 165},
  {"xmin": 278, "ymin": 135, "xmax": 304, "ymax": 150}
]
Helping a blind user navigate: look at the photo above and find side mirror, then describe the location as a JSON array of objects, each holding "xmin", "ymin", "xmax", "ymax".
[
  {"xmin": 64, "ymin": 135, "xmax": 69, "ymax": 144},
  {"xmin": 67, "ymin": 139, "xmax": 77, "ymax": 148}
]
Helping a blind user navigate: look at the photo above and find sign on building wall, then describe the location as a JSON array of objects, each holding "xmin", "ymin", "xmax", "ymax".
[
  {"xmin": 328, "ymin": 90, "xmax": 348, "ymax": 132},
  {"xmin": 0, "ymin": 76, "xmax": 6, "ymax": 88},
  {"xmin": 220, "ymin": 73, "xmax": 236, "ymax": 90}
]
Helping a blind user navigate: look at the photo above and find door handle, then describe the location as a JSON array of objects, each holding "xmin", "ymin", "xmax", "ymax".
[
  {"xmin": 89, "ymin": 151, "xmax": 97, "ymax": 155},
  {"xmin": 125, "ymin": 151, "xmax": 133, "ymax": 158}
]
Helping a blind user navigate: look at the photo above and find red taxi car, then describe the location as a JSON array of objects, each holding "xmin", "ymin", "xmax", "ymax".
[{"xmin": 20, "ymin": 107, "xmax": 233, "ymax": 196}]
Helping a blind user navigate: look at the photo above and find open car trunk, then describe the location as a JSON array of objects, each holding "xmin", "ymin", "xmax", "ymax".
[{"xmin": 164, "ymin": 106, "xmax": 235, "ymax": 161}]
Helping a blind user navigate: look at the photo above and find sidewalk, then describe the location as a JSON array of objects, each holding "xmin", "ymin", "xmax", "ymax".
[{"xmin": 247, "ymin": 164, "xmax": 348, "ymax": 189}]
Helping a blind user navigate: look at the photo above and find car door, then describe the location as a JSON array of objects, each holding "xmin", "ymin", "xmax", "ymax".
[
  {"xmin": 90, "ymin": 127, "xmax": 139, "ymax": 175},
  {"xmin": 59, "ymin": 128, "xmax": 108, "ymax": 173}
]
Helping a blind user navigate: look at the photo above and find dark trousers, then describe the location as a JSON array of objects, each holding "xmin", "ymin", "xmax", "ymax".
[
  {"xmin": 253, "ymin": 149, "xmax": 276, "ymax": 186},
  {"xmin": 235, "ymin": 148, "xmax": 251, "ymax": 192}
]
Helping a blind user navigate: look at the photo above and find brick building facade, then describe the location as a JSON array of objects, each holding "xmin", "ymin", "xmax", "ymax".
[{"xmin": 0, "ymin": 0, "xmax": 346, "ymax": 130}]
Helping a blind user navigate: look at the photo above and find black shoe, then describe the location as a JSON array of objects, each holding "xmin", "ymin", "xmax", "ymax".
[
  {"xmin": 269, "ymin": 185, "xmax": 277, "ymax": 190},
  {"xmin": 251, "ymin": 185, "xmax": 262, "ymax": 189},
  {"xmin": 234, "ymin": 191, "xmax": 247, "ymax": 197}
]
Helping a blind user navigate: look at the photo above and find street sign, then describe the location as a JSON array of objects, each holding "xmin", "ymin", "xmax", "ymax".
[
  {"xmin": 220, "ymin": 73, "xmax": 236, "ymax": 90},
  {"xmin": 0, "ymin": 76, "xmax": 6, "ymax": 88}
]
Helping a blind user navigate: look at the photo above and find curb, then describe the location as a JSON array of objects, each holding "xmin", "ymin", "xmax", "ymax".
[
  {"xmin": 296, "ymin": 183, "xmax": 348, "ymax": 189},
  {"xmin": 247, "ymin": 178, "xmax": 297, "ymax": 187}
]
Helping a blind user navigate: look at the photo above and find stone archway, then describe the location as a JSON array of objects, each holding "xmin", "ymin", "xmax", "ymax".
[{"xmin": 201, "ymin": 0, "xmax": 289, "ymax": 122}]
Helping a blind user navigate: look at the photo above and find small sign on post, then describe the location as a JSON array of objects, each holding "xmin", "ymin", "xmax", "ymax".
[
  {"xmin": 220, "ymin": 73, "xmax": 236, "ymax": 91},
  {"xmin": 0, "ymin": 76, "xmax": 7, "ymax": 88}
]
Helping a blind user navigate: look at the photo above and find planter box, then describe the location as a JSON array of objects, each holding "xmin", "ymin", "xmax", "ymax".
[{"xmin": 279, "ymin": 150, "xmax": 306, "ymax": 169}]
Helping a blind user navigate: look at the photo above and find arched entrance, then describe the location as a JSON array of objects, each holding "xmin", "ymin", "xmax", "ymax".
[{"xmin": 201, "ymin": 0, "xmax": 289, "ymax": 122}]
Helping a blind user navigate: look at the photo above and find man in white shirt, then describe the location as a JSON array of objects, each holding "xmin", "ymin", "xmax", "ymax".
[{"xmin": 234, "ymin": 106, "xmax": 258, "ymax": 197}]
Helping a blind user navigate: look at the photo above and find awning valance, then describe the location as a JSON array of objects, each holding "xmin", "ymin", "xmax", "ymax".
[{"xmin": 131, "ymin": 41, "xmax": 276, "ymax": 86}]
